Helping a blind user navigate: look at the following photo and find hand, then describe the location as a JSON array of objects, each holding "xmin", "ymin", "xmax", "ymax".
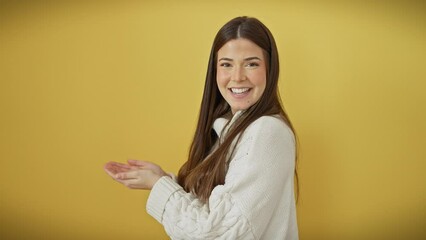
[{"xmin": 104, "ymin": 160, "xmax": 168, "ymax": 190}]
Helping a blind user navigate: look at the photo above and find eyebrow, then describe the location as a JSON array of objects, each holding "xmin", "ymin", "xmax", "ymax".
[{"xmin": 218, "ymin": 56, "xmax": 262, "ymax": 61}]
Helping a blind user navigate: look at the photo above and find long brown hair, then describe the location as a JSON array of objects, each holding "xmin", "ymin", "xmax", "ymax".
[{"xmin": 177, "ymin": 16, "xmax": 298, "ymax": 203}]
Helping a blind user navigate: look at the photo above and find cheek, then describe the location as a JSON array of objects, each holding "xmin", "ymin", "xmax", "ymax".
[
  {"xmin": 250, "ymin": 71, "xmax": 267, "ymax": 89},
  {"xmin": 216, "ymin": 70, "xmax": 229, "ymax": 86}
]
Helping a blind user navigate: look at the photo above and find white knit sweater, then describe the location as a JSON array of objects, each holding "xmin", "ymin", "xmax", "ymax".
[{"xmin": 146, "ymin": 112, "xmax": 298, "ymax": 239}]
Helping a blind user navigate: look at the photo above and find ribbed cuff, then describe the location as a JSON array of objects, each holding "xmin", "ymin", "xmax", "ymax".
[{"xmin": 146, "ymin": 176, "xmax": 181, "ymax": 223}]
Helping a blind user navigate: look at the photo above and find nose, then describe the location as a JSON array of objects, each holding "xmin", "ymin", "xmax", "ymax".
[{"xmin": 231, "ymin": 66, "xmax": 246, "ymax": 82}]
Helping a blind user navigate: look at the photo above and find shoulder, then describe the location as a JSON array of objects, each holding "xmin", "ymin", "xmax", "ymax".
[
  {"xmin": 245, "ymin": 115, "xmax": 294, "ymax": 143},
  {"xmin": 232, "ymin": 115, "xmax": 295, "ymax": 160}
]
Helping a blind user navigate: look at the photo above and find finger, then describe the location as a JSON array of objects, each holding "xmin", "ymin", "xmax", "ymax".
[
  {"xmin": 115, "ymin": 170, "xmax": 140, "ymax": 180},
  {"xmin": 104, "ymin": 167, "xmax": 114, "ymax": 176},
  {"xmin": 127, "ymin": 159, "xmax": 148, "ymax": 167},
  {"xmin": 109, "ymin": 162, "xmax": 132, "ymax": 169},
  {"xmin": 105, "ymin": 162, "xmax": 128, "ymax": 171},
  {"xmin": 106, "ymin": 162, "xmax": 137, "ymax": 174},
  {"xmin": 110, "ymin": 178, "xmax": 128, "ymax": 187},
  {"xmin": 104, "ymin": 164, "xmax": 125, "ymax": 175},
  {"xmin": 104, "ymin": 167, "xmax": 119, "ymax": 179},
  {"xmin": 105, "ymin": 161, "xmax": 127, "ymax": 166}
]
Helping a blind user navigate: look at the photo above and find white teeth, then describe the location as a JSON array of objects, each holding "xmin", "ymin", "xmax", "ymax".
[{"xmin": 231, "ymin": 88, "xmax": 250, "ymax": 94}]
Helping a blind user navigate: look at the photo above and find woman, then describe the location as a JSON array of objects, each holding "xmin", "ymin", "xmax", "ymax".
[{"xmin": 104, "ymin": 16, "xmax": 298, "ymax": 239}]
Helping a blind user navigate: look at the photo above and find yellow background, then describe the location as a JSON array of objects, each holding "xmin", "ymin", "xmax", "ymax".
[{"xmin": 1, "ymin": 0, "xmax": 425, "ymax": 239}]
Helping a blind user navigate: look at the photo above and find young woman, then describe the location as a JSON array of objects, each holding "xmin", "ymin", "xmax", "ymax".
[{"xmin": 104, "ymin": 16, "xmax": 299, "ymax": 239}]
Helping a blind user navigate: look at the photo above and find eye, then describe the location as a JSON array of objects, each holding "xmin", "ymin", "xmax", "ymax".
[
  {"xmin": 246, "ymin": 62, "xmax": 259, "ymax": 67},
  {"xmin": 219, "ymin": 62, "xmax": 232, "ymax": 67}
]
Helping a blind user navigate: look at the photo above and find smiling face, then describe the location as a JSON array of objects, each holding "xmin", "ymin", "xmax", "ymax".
[{"xmin": 216, "ymin": 38, "xmax": 267, "ymax": 114}]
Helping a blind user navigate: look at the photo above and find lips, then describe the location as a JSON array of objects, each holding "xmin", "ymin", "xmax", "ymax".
[{"xmin": 229, "ymin": 87, "xmax": 251, "ymax": 94}]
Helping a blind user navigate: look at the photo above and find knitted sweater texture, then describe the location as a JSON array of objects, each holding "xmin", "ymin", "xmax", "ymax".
[{"xmin": 146, "ymin": 113, "xmax": 298, "ymax": 239}]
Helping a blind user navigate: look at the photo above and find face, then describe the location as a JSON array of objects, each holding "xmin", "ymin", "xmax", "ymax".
[{"xmin": 216, "ymin": 38, "xmax": 267, "ymax": 114}]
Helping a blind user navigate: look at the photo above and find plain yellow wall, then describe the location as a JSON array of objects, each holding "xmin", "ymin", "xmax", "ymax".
[{"xmin": 1, "ymin": 1, "xmax": 425, "ymax": 239}]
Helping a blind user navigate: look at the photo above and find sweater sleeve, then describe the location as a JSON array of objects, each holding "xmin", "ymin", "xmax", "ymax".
[{"xmin": 146, "ymin": 116, "xmax": 296, "ymax": 240}]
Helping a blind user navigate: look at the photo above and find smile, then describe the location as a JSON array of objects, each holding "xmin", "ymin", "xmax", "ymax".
[{"xmin": 229, "ymin": 88, "xmax": 251, "ymax": 94}]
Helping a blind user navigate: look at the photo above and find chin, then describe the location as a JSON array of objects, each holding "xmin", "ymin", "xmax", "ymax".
[{"xmin": 231, "ymin": 105, "xmax": 249, "ymax": 113}]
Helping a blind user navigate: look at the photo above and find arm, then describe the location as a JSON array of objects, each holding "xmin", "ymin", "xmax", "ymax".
[{"xmin": 147, "ymin": 117, "xmax": 296, "ymax": 239}]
